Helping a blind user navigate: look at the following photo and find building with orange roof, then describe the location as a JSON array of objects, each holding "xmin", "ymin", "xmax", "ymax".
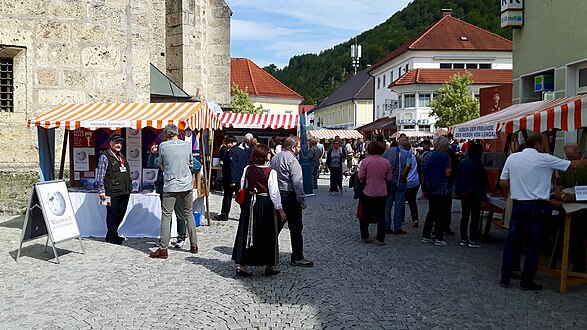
[
  {"xmin": 230, "ymin": 58, "xmax": 303, "ymax": 115},
  {"xmin": 368, "ymin": 9, "xmax": 512, "ymax": 133}
]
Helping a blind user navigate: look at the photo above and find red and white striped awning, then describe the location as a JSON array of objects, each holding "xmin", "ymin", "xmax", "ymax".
[
  {"xmin": 26, "ymin": 102, "xmax": 223, "ymax": 131},
  {"xmin": 451, "ymin": 95, "xmax": 587, "ymax": 138},
  {"xmin": 216, "ymin": 113, "xmax": 298, "ymax": 129},
  {"xmin": 307, "ymin": 129, "xmax": 363, "ymax": 140}
]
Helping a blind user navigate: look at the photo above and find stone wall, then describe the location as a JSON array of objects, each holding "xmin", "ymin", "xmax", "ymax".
[{"xmin": 0, "ymin": 0, "xmax": 231, "ymax": 213}]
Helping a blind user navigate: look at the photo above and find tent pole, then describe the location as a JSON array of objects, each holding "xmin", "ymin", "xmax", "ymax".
[
  {"xmin": 43, "ymin": 129, "xmax": 55, "ymax": 180},
  {"xmin": 207, "ymin": 129, "xmax": 215, "ymax": 226},
  {"xmin": 200, "ymin": 129, "xmax": 211, "ymax": 226},
  {"xmin": 578, "ymin": 127, "xmax": 587, "ymax": 151},
  {"xmin": 58, "ymin": 129, "xmax": 69, "ymax": 180}
]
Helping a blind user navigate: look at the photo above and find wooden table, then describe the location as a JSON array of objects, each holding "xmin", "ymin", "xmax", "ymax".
[{"xmin": 550, "ymin": 202, "xmax": 587, "ymax": 293}]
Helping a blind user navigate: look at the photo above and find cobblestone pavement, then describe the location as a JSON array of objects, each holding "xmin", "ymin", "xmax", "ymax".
[{"xmin": 1, "ymin": 175, "xmax": 587, "ymax": 329}]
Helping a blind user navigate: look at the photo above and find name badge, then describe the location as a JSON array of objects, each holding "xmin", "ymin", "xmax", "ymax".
[{"xmin": 120, "ymin": 166, "xmax": 127, "ymax": 173}]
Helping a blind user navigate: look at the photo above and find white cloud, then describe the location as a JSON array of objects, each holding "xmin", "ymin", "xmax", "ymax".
[{"xmin": 231, "ymin": 19, "xmax": 297, "ymax": 41}]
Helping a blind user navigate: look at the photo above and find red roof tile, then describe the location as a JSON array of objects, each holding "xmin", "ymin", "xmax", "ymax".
[
  {"xmin": 299, "ymin": 105, "xmax": 315, "ymax": 114},
  {"xmin": 231, "ymin": 58, "xmax": 303, "ymax": 99},
  {"xmin": 369, "ymin": 15, "xmax": 512, "ymax": 72},
  {"xmin": 389, "ymin": 69, "xmax": 512, "ymax": 87}
]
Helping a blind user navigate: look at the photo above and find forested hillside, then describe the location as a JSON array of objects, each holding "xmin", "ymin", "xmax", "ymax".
[{"xmin": 263, "ymin": 0, "xmax": 511, "ymax": 105}]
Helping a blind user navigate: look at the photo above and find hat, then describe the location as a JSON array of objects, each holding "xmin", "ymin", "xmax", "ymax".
[
  {"xmin": 109, "ymin": 134, "xmax": 125, "ymax": 142},
  {"xmin": 245, "ymin": 133, "xmax": 254, "ymax": 140},
  {"xmin": 224, "ymin": 135, "xmax": 237, "ymax": 143}
]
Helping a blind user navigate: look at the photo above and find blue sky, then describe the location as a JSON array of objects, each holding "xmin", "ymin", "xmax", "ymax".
[{"xmin": 225, "ymin": 0, "xmax": 413, "ymax": 69}]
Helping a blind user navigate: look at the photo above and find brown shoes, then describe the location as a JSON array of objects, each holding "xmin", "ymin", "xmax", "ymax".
[
  {"xmin": 190, "ymin": 244, "xmax": 198, "ymax": 254},
  {"xmin": 149, "ymin": 248, "xmax": 168, "ymax": 259}
]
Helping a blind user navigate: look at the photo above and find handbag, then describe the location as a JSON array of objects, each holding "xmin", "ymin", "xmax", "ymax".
[
  {"xmin": 353, "ymin": 174, "xmax": 366, "ymax": 200},
  {"xmin": 235, "ymin": 167, "xmax": 249, "ymax": 206}
]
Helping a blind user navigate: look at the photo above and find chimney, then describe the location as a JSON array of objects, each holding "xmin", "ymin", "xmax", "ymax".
[{"xmin": 441, "ymin": 8, "xmax": 452, "ymax": 17}]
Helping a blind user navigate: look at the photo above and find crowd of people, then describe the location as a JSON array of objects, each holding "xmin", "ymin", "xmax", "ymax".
[{"xmin": 96, "ymin": 126, "xmax": 587, "ymax": 290}]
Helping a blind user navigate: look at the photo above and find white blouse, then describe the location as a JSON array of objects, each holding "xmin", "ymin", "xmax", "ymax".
[{"xmin": 240, "ymin": 165, "xmax": 282, "ymax": 210}]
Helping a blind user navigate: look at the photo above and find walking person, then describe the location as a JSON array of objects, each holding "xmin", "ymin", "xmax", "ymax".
[
  {"xmin": 499, "ymin": 134, "xmax": 587, "ymax": 290},
  {"xmin": 420, "ymin": 136, "xmax": 452, "ymax": 246},
  {"xmin": 454, "ymin": 142, "xmax": 487, "ymax": 248},
  {"xmin": 150, "ymin": 124, "xmax": 198, "ymax": 259},
  {"xmin": 326, "ymin": 140, "xmax": 346, "ymax": 195},
  {"xmin": 232, "ymin": 144, "xmax": 287, "ymax": 277},
  {"xmin": 270, "ymin": 136, "xmax": 314, "ymax": 267},
  {"xmin": 383, "ymin": 136, "xmax": 412, "ymax": 235},
  {"xmin": 357, "ymin": 141, "xmax": 392, "ymax": 245},
  {"xmin": 399, "ymin": 139, "xmax": 420, "ymax": 228},
  {"xmin": 97, "ymin": 134, "xmax": 132, "ymax": 245},
  {"xmin": 307, "ymin": 138, "xmax": 322, "ymax": 189},
  {"xmin": 214, "ymin": 135, "xmax": 249, "ymax": 221}
]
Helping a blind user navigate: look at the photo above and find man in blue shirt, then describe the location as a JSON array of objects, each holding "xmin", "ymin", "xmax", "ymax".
[{"xmin": 383, "ymin": 136, "xmax": 412, "ymax": 235}]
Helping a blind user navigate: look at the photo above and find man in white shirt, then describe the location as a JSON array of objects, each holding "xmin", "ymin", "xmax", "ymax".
[{"xmin": 499, "ymin": 134, "xmax": 587, "ymax": 290}]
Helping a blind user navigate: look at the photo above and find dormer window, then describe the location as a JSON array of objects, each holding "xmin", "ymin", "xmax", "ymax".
[{"xmin": 460, "ymin": 36, "xmax": 468, "ymax": 41}]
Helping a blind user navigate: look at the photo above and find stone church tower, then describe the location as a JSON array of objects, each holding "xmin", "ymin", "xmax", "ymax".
[{"xmin": 0, "ymin": 0, "xmax": 232, "ymax": 213}]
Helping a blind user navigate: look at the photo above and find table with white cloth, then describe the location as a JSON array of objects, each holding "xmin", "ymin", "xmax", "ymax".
[{"xmin": 69, "ymin": 190, "xmax": 205, "ymax": 238}]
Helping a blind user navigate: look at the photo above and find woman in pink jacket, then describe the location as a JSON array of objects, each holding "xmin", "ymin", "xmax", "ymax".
[{"xmin": 357, "ymin": 142, "xmax": 392, "ymax": 245}]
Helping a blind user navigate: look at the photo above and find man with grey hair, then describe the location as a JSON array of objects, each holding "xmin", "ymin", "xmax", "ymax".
[
  {"xmin": 383, "ymin": 135, "xmax": 413, "ymax": 235},
  {"xmin": 420, "ymin": 135, "xmax": 452, "ymax": 246},
  {"xmin": 150, "ymin": 124, "xmax": 198, "ymax": 259},
  {"xmin": 270, "ymin": 136, "xmax": 314, "ymax": 267}
]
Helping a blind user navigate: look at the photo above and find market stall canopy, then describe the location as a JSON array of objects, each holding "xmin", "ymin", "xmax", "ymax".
[
  {"xmin": 26, "ymin": 102, "xmax": 223, "ymax": 131},
  {"xmin": 391, "ymin": 130, "xmax": 434, "ymax": 139},
  {"xmin": 307, "ymin": 129, "xmax": 363, "ymax": 140},
  {"xmin": 434, "ymin": 128, "xmax": 448, "ymax": 136},
  {"xmin": 216, "ymin": 112, "xmax": 298, "ymax": 129},
  {"xmin": 356, "ymin": 117, "xmax": 396, "ymax": 132},
  {"xmin": 451, "ymin": 95, "xmax": 587, "ymax": 139}
]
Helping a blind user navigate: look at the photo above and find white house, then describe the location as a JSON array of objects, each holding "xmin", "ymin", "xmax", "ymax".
[{"xmin": 368, "ymin": 10, "xmax": 513, "ymax": 132}]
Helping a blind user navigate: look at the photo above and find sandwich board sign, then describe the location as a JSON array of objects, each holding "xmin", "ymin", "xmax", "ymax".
[{"xmin": 17, "ymin": 180, "xmax": 84, "ymax": 263}]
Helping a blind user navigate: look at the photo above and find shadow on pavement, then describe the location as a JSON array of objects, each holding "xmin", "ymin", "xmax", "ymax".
[
  {"xmin": 0, "ymin": 215, "xmax": 25, "ymax": 229},
  {"xmin": 8, "ymin": 242, "xmax": 76, "ymax": 263}
]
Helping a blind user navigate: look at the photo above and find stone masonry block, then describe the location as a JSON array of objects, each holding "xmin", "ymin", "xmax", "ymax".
[
  {"xmin": 48, "ymin": 0, "xmax": 85, "ymax": 20},
  {"xmin": 81, "ymin": 46, "xmax": 122, "ymax": 70},
  {"xmin": 35, "ymin": 42, "xmax": 81, "ymax": 67},
  {"xmin": 36, "ymin": 20, "xmax": 70, "ymax": 41},
  {"xmin": 2, "ymin": 0, "xmax": 46, "ymax": 16},
  {"xmin": 63, "ymin": 70, "xmax": 95, "ymax": 89},
  {"xmin": 72, "ymin": 23, "xmax": 106, "ymax": 43},
  {"xmin": 96, "ymin": 71, "xmax": 127, "ymax": 90},
  {"xmin": 36, "ymin": 89, "xmax": 87, "ymax": 106},
  {"xmin": 35, "ymin": 68, "xmax": 59, "ymax": 87}
]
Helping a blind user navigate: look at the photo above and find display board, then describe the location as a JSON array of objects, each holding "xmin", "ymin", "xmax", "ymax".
[{"xmin": 17, "ymin": 180, "xmax": 84, "ymax": 263}]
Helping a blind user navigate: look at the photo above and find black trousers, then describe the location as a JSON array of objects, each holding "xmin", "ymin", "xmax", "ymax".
[
  {"xmin": 422, "ymin": 194, "xmax": 452, "ymax": 240},
  {"xmin": 359, "ymin": 195, "xmax": 387, "ymax": 242},
  {"xmin": 105, "ymin": 194, "xmax": 130, "ymax": 240},
  {"xmin": 278, "ymin": 192, "xmax": 304, "ymax": 262},
  {"xmin": 220, "ymin": 183, "xmax": 239, "ymax": 217},
  {"xmin": 329, "ymin": 167, "xmax": 343, "ymax": 192},
  {"xmin": 460, "ymin": 194, "xmax": 481, "ymax": 242}
]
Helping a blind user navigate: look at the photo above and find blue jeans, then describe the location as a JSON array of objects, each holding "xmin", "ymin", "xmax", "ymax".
[
  {"xmin": 386, "ymin": 183, "xmax": 407, "ymax": 232},
  {"xmin": 500, "ymin": 201, "xmax": 549, "ymax": 283}
]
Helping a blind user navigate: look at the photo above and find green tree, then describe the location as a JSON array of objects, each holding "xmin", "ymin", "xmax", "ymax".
[
  {"xmin": 230, "ymin": 85, "xmax": 263, "ymax": 114},
  {"xmin": 430, "ymin": 72, "xmax": 480, "ymax": 127}
]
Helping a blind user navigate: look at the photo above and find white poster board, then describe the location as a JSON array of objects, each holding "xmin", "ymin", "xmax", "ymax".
[
  {"xmin": 575, "ymin": 186, "xmax": 587, "ymax": 201},
  {"xmin": 17, "ymin": 180, "xmax": 84, "ymax": 263}
]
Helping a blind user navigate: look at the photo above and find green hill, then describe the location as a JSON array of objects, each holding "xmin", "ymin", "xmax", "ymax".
[{"xmin": 263, "ymin": 0, "xmax": 511, "ymax": 105}]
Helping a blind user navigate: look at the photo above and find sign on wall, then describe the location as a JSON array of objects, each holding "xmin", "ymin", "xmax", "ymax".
[{"xmin": 500, "ymin": 0, "xmax": 524, "ymax": 28}]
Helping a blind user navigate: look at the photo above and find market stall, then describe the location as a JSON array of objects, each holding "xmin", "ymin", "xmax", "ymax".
[
  {"xmin": 27, "ymin": 102, "xmax": 222, "ymax": 237},
  {"xmin": 390, "ymin": 130, "xmax": 434, "ymax": 140},
  {"xmin": 306, "ymin": 129, "xmax": 363, "ymax": 140},
  {"xmin": 356, "ymin": 117, "xmax": 397, "ymax": 141}
]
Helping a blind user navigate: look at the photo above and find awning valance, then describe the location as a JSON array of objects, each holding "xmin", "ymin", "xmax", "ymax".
[
  {"xmin": 216, "ymin": 113, "xmax": 298, "ymax": 129},
  {"xmin": 307, "ymin": 129, "xmax": 363, "ymax": 140},
  {"xmin": 451, "ymin": 95, "xmax": 587, "ymax": 138},
  {"xmin": 26, "ymin": 102, "xmax": 222, "ymax": 131},
  {"xmin": 391, "ymin": 130, "xmax": 434, "ymax": 139}
]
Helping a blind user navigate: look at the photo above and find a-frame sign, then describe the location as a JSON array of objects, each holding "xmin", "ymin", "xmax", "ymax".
[{"xmin": 17, "ymin": 180, "xmax": 84, "ymax": 263}]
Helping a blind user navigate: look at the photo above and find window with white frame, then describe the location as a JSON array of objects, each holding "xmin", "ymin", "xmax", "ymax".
[
  {"xmin": 578, "ymin": 66, "xmax": 587, "ymax": 94},
  {"xmin": 419, "ymin": 125, "xmax": 431, "ymax": 132},
  {"xmin": 404, "ymin": 94, "xmax": 416, "ymax": 108},
  {"xmin": 418, "ymin": 93, "xmax": 431, "ymax": 107},
  {"xmin": 403, "ymin": 124, "xmax": 415, "ymax": 130}
]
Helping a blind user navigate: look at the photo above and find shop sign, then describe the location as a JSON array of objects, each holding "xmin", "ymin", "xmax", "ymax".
[
  {"xmin": 397, "ymin": 119, "xmax": 429, "ymax": 125},
  {"xmin": 501, "ymin": 10, "xmax": 523, "ymax": 28},
  {"xmin": 501, "ymin": 0, "xmax": 523, "ymax": 12},
  {"xmin": 453, "ymin": 124, "xmax": 497, "ymax": 139}
]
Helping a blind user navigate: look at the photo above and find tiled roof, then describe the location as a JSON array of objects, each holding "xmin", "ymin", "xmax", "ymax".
[
  {"xmin": 357, "ymin": 117, "xmax": 396, "ymax": 132},
  {"xmin": 299, "ymin": 105, "xmax": 315, "ymax": 114},
  {"xmin": 369, "ymin": 15, "xmax": 512, "ymax": 72},
  {"xmin": 231, "ymin": 58, "xmax": 303, "ymax": 99},
  {"xmin": 389, "ymin": 69, "xmax": 512, "ymax": 87},
  {"xmin": 315, "ymin": 69, "xmax": 373, "ymax": 109}
]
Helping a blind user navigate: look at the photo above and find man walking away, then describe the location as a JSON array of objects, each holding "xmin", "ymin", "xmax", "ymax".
[
  {"xmin": 307, "ymin": 138, "xmax": 322, "ymax": 189},
  {"xmin": 96, "ymin": 134, "xmax": 132, "ymax": 245},
  {"xmin": 270, "ymin": 136, "xmax": 314, "ymax": 267},
  {"xmin": 214, "ymin": 135, "xmax": 249, "ymax": 221},
  {"xmin": 383, "ymin": 136, "xmax": 412, "ymax": 235},
  {"xmin": 455, "ymin": 142, "xmax": 488, "ymax": 248},
  {"xmin": 420, "ymin": 136, "xmax": 452, "ymax": 246},
  {"xmin": 150, "ymin": 124, "xmax": 198, "ymax": 259}
]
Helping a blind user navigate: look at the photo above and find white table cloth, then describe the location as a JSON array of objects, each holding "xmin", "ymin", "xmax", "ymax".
[{"xmin": 69, "ymin": 191, "xmax": 205, "ymax": 238}]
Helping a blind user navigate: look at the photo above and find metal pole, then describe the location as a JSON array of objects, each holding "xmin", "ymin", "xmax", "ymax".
[
  {"xmin": 43, "ymin": 129, "xmax": 55, "ymax": 180},
  {"xmin": 58, "ymin": 129, "xmax": 69, "ymax": 179},
  {"xmin": 200, "ymin": 130, "xmax": 211, "ymax": 226}
]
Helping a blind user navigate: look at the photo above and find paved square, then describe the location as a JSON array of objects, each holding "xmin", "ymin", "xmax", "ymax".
[{"xmin": 1, "ymin": 176, "xmax": 586, "ymax": 329}]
